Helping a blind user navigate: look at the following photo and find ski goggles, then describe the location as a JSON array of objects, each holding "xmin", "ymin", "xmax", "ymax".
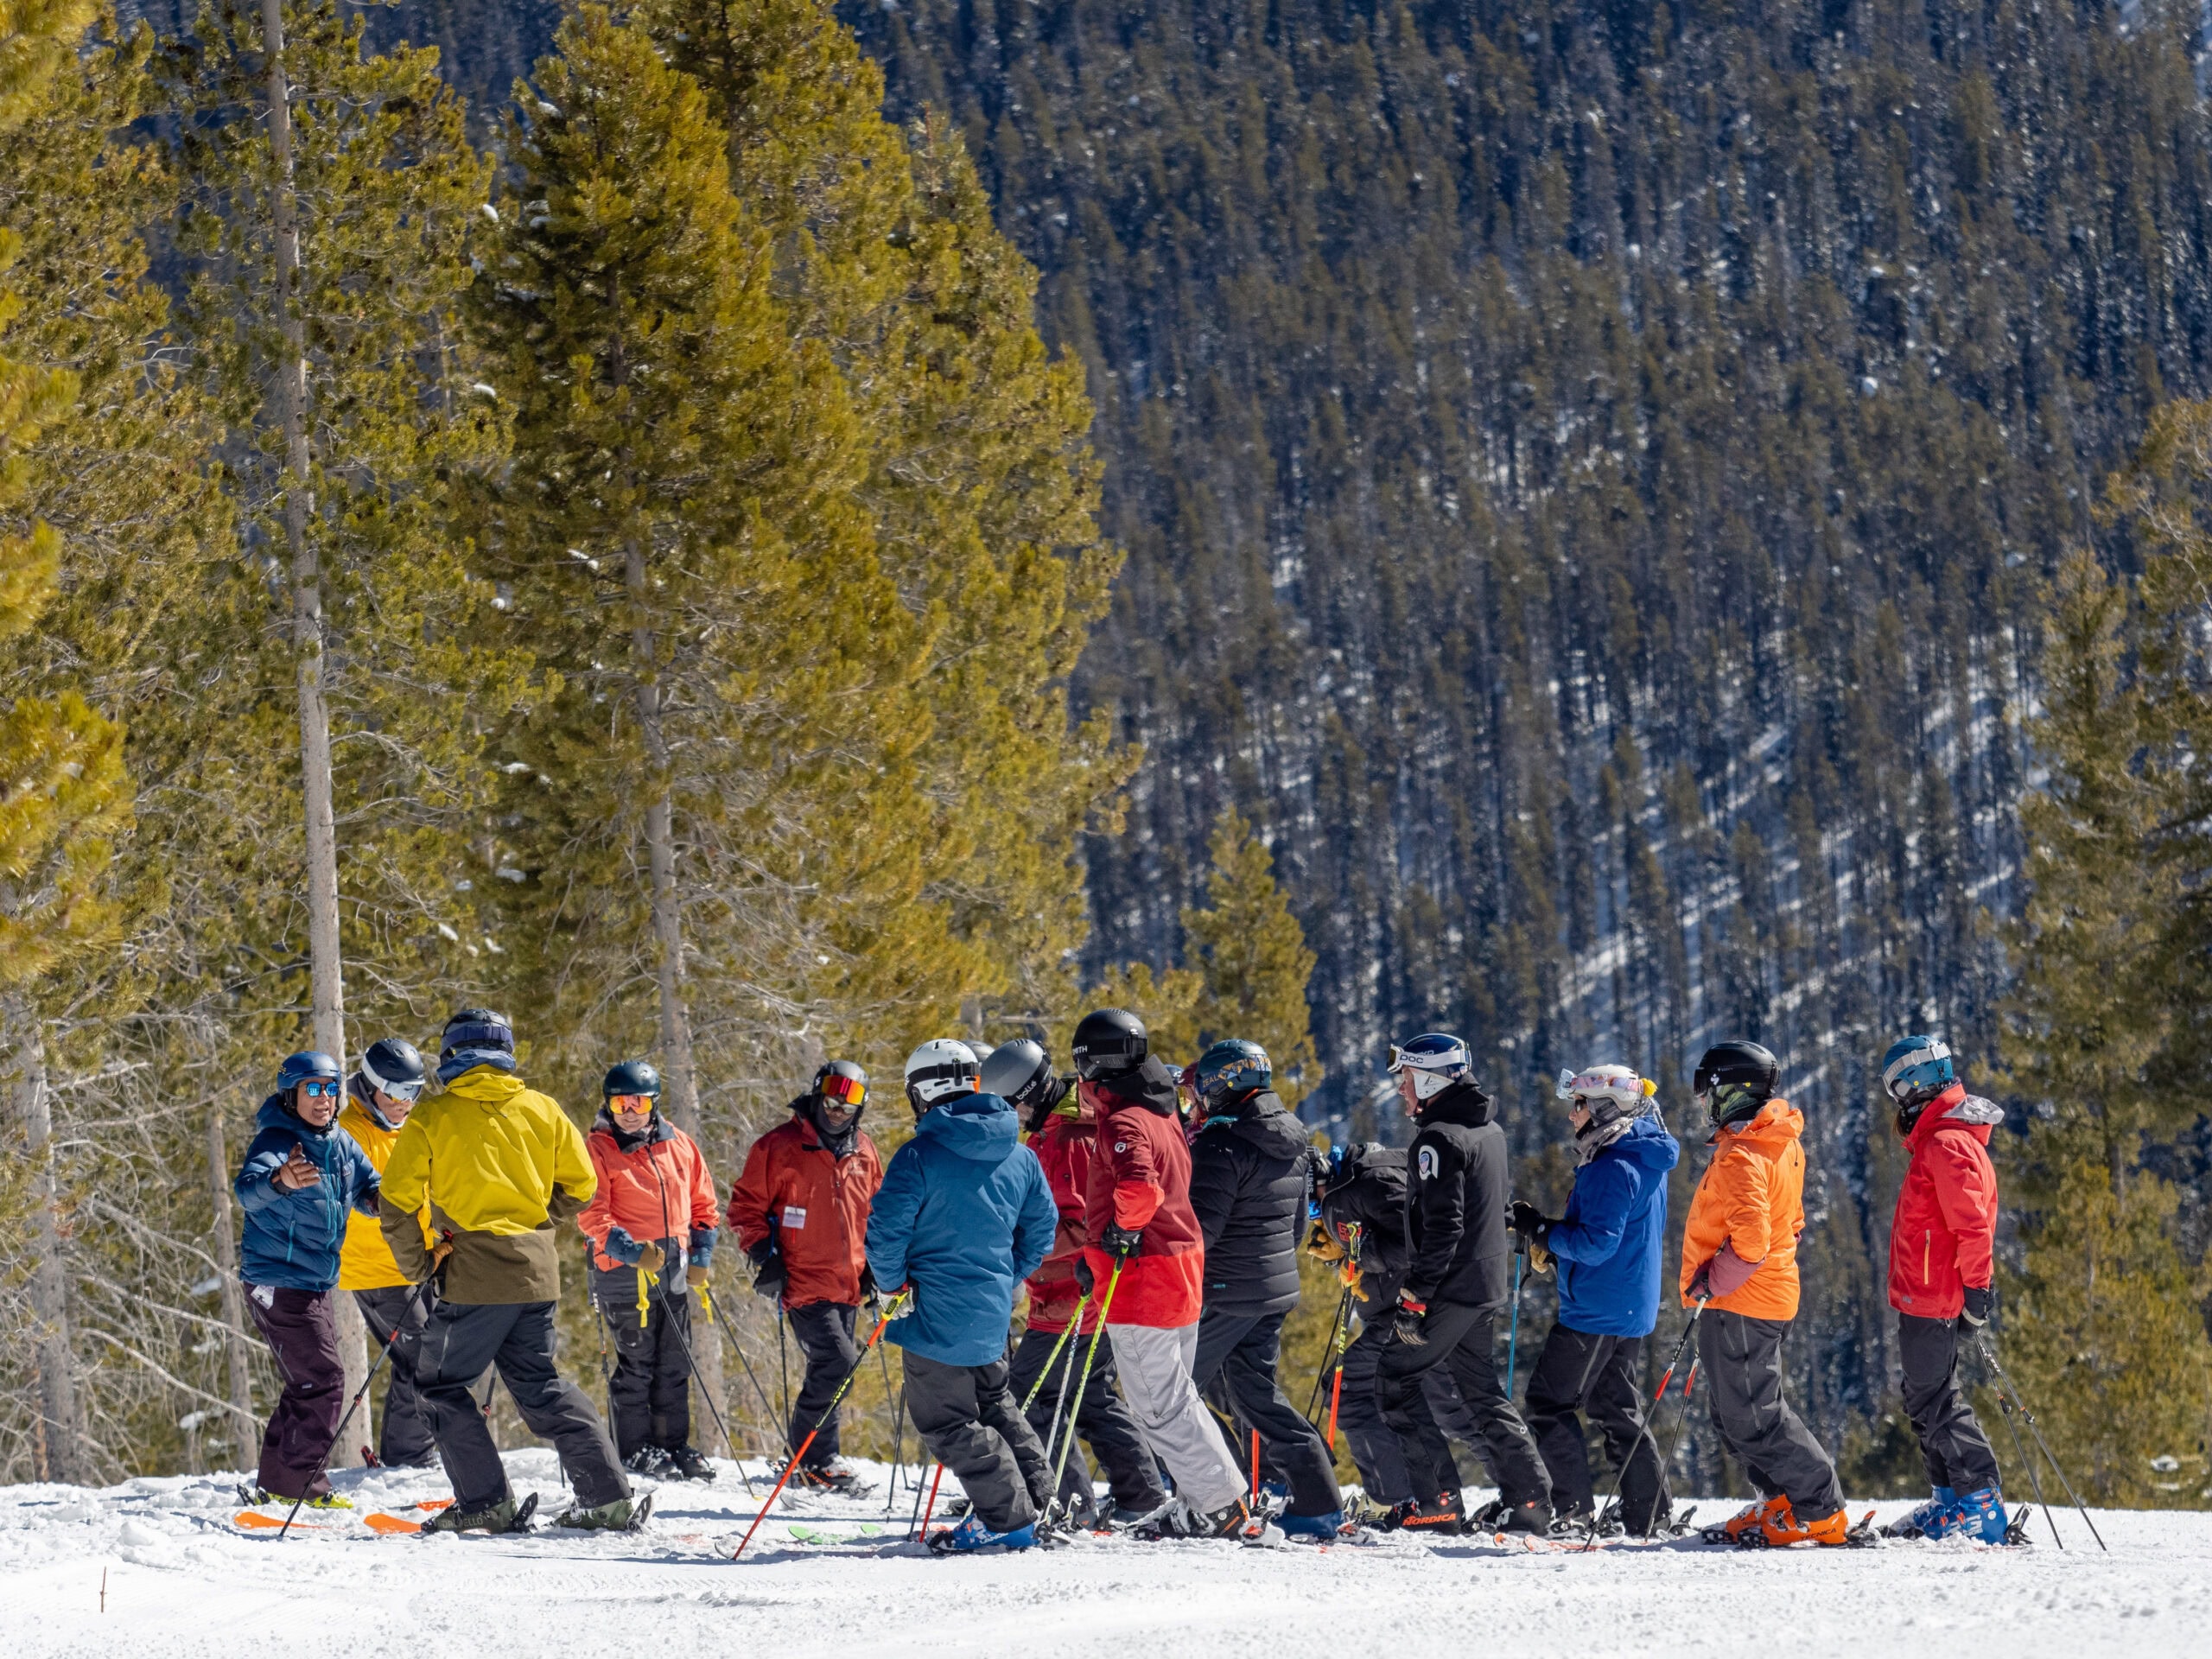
[
  {"xmin": 607, "ymin": 1093, "xmax": 657, "ymax": 1115},
  {"xmin": 818, "ymin": 1071, "xmax": 867, "ymax": 1107},
  {"xmin": 1388, "ymin": 1035, "xmax": 1471, "ymax": 1075},
  {"xmin": 299, "ymin": 1079, "xmax": 340, "ymax": 1099}
]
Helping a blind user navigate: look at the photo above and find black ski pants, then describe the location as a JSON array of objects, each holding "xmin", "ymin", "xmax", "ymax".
[
  {"xmin": 1194, "ymin": 1307, "xmax": 1342, "ymax": 1519},
  {"xmin": 1337, "ymin": 1313, "xmax": 1484, "ymax": 1505},
  {"xmin": 904, "ymin": 1349, "xmax": 1053, "ymax": 1534},
  {"xmin": 1008, "ymin": 1323, "xmax": 1164, "ymax": 1519},
  {"xmin": 1524, "ymin": 1323, "xmax": 1669, "ymax": 1532},
  {"xmin": 1897, "ymin": 1313, "xmax": 1999, "ymax": 1493},
  {"xmin": 245, "ymin": 1284, "xmax": 344, "ymax": 1501},
  {"xmin": 786, "ymin": 1300, "xmax": 859, "ymax": 1465},
  {"xmin": 1700, "ymin": 1309, "xmax": 1843, "ymax": 1519},
  {"xmin": 1378, "ymin": 1299, "xmax": 1551, "ymax": 1511},
  {"xmin": 353, "ymin": 1284, "xmax": 438, "ymax": 1468},
  {"xmin": 416, "ymin": 1299, "xmax": 629, "ymax": 1512},
  {"xmin": 591, "ymin": 1265, "xmax": 694, "ymax": 1459}
]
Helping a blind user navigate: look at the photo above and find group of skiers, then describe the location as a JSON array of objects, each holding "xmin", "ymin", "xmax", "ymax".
[{"xmin": 233, "ymin": 1001, "xmax": 2011, "ymax": 1552}]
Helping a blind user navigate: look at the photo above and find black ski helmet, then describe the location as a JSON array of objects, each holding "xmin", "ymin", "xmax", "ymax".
[
  {"xmin": 441, "ymin": 1007, "xmax": 513, "ymax": 1064},
  {"xmin": 359, "ymin": 1037, "xmax": 427, "ymax": 1103},
  {"xmin": 982, "ymin": 1038, "xmax": 1065, "ymax": 1128},
  {"xmin": 603, "ymin": 1058, "xmax": 663, "ymax": 1102},
  {"xmin": 1071, "ymin": 1007, "xmax": 1147, "ymax": 1081},
  {"xmin": 1692, "ymin": 1039, "xmax": 1778, "ymax": 1128}
]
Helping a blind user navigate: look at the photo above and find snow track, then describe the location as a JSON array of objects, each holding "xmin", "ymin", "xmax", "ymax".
[{"xmin": 0, "ymin": 1452, "xmax": 2203, "ymax": 1658}]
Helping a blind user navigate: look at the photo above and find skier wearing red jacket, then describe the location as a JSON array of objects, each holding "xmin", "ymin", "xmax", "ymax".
[
  {"xmin": 1073, "ymin": 1008, "xmax": 1250, "ymax": 1538},
  {"xmin": 1878, "ymin": 1035, "xmax": 2010, "ymax": 1545},
  {"xmin": 987, "ymin": 1039, "xmax": 1166, "ymax": 1526}
]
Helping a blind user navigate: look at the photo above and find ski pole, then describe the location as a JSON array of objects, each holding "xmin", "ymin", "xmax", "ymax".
[
  {"xmin": 710, "ymin": 1299, "xmax": 796, "ymax": 1458},
  {"xmin": 1304, "ymin": 1287, "xmax": 1354, "ymax": 1424},
  {"xmin": 1505, "ymin": 1243, "xmax": 1525, "ymax": 1396},
  {"xmin": 1039, "ymin": 1306, "xmax": 1084, "ymax": 1474},
  {"xmin": 907, "ymin": 1457, "xmax": 935, "ymax": 1539},
  {"xmin": 878, "ymin": 1345, "xmax": 902, "ymax": 1514},
  {"xmin": 655, "ymin": 1272, "xmax": 757, "ymax": 1497},
  {"xmin": 917, "ymin": 1461, "xmax": 945, "ymax": 1539},
  {"xmin": 1977, "ymin": 1333, "xmax": 2102, "ymax": 1550},
  {"xmin": 1020, "ymin": 1294, "xmax": 1088, "ymax": 1409},
  {"xmin": 1045, "ymin": 1260, "xmax": 1123, "ymax": 1524},
  {"xmin": 777, "ymin": 1311, "xmax": 791, "ymax": 1422},
  {"xmin": 277, "ymin": 1273, "xmax": 438, "ymax": 1541},
  {"xmin": 1597, "ymin": 1299, "xmax": 1704, "ymax": 1549},
  {"xmin": 734, "ymin": 1289, "xmax": 910, "ymax": 1558},
  {"xmin": 1325, "ymin": 1356, "xmax": 1346, "ymax": 1452}
]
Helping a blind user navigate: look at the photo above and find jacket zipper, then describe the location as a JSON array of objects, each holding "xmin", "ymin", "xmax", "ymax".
[{"xmin": 1923, "ymin": 1228, "xmax": 1929, "ymax": 1285}]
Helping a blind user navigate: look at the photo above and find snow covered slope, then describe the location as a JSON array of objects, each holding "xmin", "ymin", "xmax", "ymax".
[{"xmin": 0, "ymin": 1453, "xmax": 2202, "ymax": 1659}]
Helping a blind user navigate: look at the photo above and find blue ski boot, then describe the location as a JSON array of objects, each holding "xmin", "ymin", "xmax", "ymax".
[
  {"xmin": 1881, "ymin": 1485, "xmax": 1955, "ymax": 1539},
  {"xmin": 1277, "ymin": 1509, "xmax": 1345, "ymax": 1541},
  {"xmin": 929, "ymin": 1512, "xmax": 1038, "ymax": 1553},
  {"xmin": 1929, "ymin": 1486, "xmax": 2010, "ymax": 1544}
]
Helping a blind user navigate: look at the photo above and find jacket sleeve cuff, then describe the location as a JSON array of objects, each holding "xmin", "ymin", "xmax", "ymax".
[
  {"xmin": 601, "ymin": 1226, "xmax": 643, "ymax": 1265},
  {"xmin": 687, "ymin": 1226, "xmax": 717, "ymax": 1263}
]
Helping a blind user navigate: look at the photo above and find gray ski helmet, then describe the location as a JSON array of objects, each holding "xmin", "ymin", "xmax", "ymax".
[
  {"xmin": 359, "ymin": 1037, "xmax": 427, "ymax": 1102},
  {"xmin": 1071, "ymin": 1007, "xmax": 1147, "ymax": 1081},
  {"xmin": 982, "ymin": 1039, "xmax": 1058, "ymax": 1116},
  {"xmin": 441, "ymin": 1007, "xmax": 513, "ymax": 1062}
]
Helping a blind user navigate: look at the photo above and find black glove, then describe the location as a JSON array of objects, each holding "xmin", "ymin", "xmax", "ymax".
[
  {"xmin": 1507, "ymin": 1199, "xmax": 1553, "ymax": 1248},
  {"xmin": 1074, "ymin": 1256, "xmax": 1096, "ymax": 1297},
  {"xmin": 1100, "ymin": 1223, "xmax": 1143, "ymax": 1259},
  {"xmin": 749, "ymin": 1242, "xmax": 786, "ymax": 1301},
  {"xmin": 1389, "ymin": 1294, "xmax": 1428, "ymax": 1347},
  {"xmin": 1961, "ymin": 1283, "xmax": 1995, "ymax": 1327},
  {"xmin": 858, "ymin": 1263, "xmax": 879, "ymax": 1308}
]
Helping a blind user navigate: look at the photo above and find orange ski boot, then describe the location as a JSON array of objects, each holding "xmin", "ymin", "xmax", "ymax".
[
  {"xmin": 1752, "ymin": 1497, "xmax": 1853, "ymax": 1546},
  {"xmin": 1718, "ymin": 1495, "xmax": 1787, "ymax": 1544}
]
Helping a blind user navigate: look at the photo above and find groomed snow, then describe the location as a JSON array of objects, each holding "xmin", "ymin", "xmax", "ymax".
[{"xmin": 1, "ymin": 1452, "xmax": 2203, "ymax": 1659}]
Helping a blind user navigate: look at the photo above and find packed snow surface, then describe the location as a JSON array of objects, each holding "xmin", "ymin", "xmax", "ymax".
[{"xmin": 0, "ymin": 1452, "xmax": 2203, "ymax": 1658}]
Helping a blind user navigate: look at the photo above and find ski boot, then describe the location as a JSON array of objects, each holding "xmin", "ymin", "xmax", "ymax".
[
  {"xmin": 1494, "ymin": 1497, "xmax": 1552, "ymax": 1536},
  {"xmin": 1106, "ymin": 1496, "xmax": 1177, "ymax": 1532},
  {"xmin": 423, "ymin": 1492, "xmax": 537, "ymax": 1535},
  {"xmin": 1922, "ymin": 1485, "xmax": 2011, "ymax": 1544},
  {"xmin": 1708, "ymin": 1494, "xmax": 1785, "ymax": 1545},
  {"xmin": 665, "ymin": 1445, "xmax": 715, "ymax": 1483},
  {"xmin": 1883, "ymin": 1485, "xmax": 1955, "ymax": 1539},
  {"xmin": 785, "ymin": 1457, "xmax": 873, "ymax": 1498},
  {"xmin": 1387, "ymin": 1491, "xmax": 1465, "ymax": 1536},
  {"xmin": 623, "ymin": 1446, "xmax": 673, "ymax": 1478},
  {"xmin": 1713, "ymin": 1495, "xmax": 1852, "ymax": 1547},
  {"xmin": 929, "ymin": 1512, "xmax": 1038, "ymax": 1552},
  {"xmin": 553, "ymin": 1493, "xmax": 652, "ymax": 1532}
]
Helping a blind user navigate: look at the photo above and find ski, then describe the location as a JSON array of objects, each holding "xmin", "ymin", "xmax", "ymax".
[
  {"xmin": 785, "ymin": 1522, "xmax": 884, "ymax": 1545},
  {"xmin": 232, "ymin": 1510, "xmax": 327, "ymax": 1532}
]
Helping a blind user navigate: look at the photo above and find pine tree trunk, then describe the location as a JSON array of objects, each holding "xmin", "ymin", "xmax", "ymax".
[
  {"xmin": 12, "ymin": 1007, "xmax": 86, "ymax": 1484},
  {"xmin": 206, "ymin": 1106, "xmax": 259, "ymax": 1472},
  {"xmin": 259, "ymin": 0, "xmax": 364, "ymax": 1464}
]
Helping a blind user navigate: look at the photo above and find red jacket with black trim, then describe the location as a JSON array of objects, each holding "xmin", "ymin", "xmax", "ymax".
[
  {"xmin": 1080, "ymin": 1060, "xmax": 1205, "ymax": 1330},
  {"xmin": 1886, "ymin": 1084, "xmax": 2001, "ymax": 1320},
  {"xmin": 728, "ymin": 1113, "xmax": 883, "ymax": 1309},
  {"xmin": 1026, "ymin": 1099, "xmax": 1103, "ymax": 1335}
]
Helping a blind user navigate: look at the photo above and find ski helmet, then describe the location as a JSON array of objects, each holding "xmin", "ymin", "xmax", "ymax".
[
  {"xmin": 1193, "ymin": 1039, "xmax": 1271, "ymax": 1108},
  {"xmin": 1388, "ymin": 1032, "xmax": 1471, "ymax": 1101},
  {"xmin": 602, "ymin": 1058, "xmax": 662, "ymax": 1103},
  {"xmin": 1555, "ymin": 1062, "xmax": 1656, "ymax": 1130},
  {"xmin": 812, "ymin": 1058, "xmax": 868, "ymax": 1111},
  {"xmin": 1071, "ymin": 1007, "xmax": 1147, "ymax": 1081},
  {"xmin": 1692, "ymin": 1039, "xmax": 1778, "ymax": 1128},
  {"xmin": 440, "ymin": 1007, "xmax": 513, "ymax": 1064},
  {"xmin": 276, "ymin": 1049, "xmax": 343, "ymax": 1094},
  {"xmin": 904, "ymin": 1038, "xmax": 980, "ymax": 1114},
  {"xmin": 1881, "ymin": 1034, "xmax": 1955, "ymax": 1132},
  {"xmin": 981, "ymin": 1039, "xmax": 1060, "ymax": 1120},
  {"xmin": 359, "ymin": 1037, "xmax": 427, "ymax": 1103}
]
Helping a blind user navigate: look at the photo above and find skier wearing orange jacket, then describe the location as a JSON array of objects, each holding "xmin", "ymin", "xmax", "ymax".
[
  {"xmin": 1679, "ymin": 1039, "xmax": 1851, "ymax": 1548},
  {"xmin": 578, "ymin": 1059, "xmax": 721, "ymax": 1480}
]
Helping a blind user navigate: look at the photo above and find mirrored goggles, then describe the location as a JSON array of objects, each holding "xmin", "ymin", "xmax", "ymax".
[
  {"xmin": 820, "ymin": 1072, "xmax": 867, "ymax": 1107},
  {"xmin": 608, "ymin": 1093, "xmax": 657, "ymax": 1114}
]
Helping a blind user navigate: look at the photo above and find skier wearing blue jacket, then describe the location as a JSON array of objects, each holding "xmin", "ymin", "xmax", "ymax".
[
  {"xmin": 1507, "ymin": 1063, "xmax": 1681, "ymax": 1536},
  {"xmin": 868, "ymin": 1039, "xmax": 1059, "ymax": 1552},
  {"xmin": 233, "ymin": 1049, "xmax": 385, "ymax": 1505}
]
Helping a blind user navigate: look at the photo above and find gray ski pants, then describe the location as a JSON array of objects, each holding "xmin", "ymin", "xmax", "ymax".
[
  {"xmin": 1700, "ymin": 1309, "xmax": 1843, "ymax": 1518},
  {"xmin": 903, "ymin": 1349, "xmax": 1052, "ymax": 1534},
  {"xmin": 1107, "ymin": 1321, "xmax": 1245, "ymax": 1515}
]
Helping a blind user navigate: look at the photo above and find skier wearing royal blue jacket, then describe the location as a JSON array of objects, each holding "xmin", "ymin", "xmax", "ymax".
[
  {"xmin": 1507, "ymin": 1063, "xmax": 1681, "ymax": 1536},
  {"xmin": 232, "ymin": 1049, "xmax": 385, "ymax": 1504},
  {"xmin": 868, "ymin": 1039, "xmax": 1059, "ymax": 1551}
]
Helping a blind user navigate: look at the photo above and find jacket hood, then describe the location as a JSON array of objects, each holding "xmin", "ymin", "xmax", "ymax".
[
  {"xmin": 257, "ymin": 1092, "xmax": 336, "ymax": 1140},
  {"xmin": 1096, "ymin": 1057, "xmax": 1181, "ymax": 1117},
  {"xmin": 1414, "ymin": 1078, "xmax": 1494, "ymax": 1128},
  {"xmin": 440, "ymin": 1065, "xmax": 530, "ymax": 1110},
  {"xmin": 1601, "ymin": 1111, "xmax": 1681, "ymax": 1173},
  {"xmin": 1906, "ymin": 1084, "xmax": 2004, "ymax": 1152},
  {"xmin": 1203, "ymin": 1091, "xmax": 1310, "ymax": 1160},
  {"xmin": 1713, "ymin": 1096, "xmax": 1802, "ymax": 1149},
  {"xmin": 916, "ymin": 1090, "xmax": 1020, "ymax": 1161},
  {"xmin": 591, "ymin": 1103, "xmax": 676, "ymax": 1152}
]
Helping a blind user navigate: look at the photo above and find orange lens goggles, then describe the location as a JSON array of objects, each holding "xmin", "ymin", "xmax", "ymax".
[
  {"xmin": 820, "ymin": 1072, "xmax": 867, "ymax": 1106},
  {"xmin": 609, "ymin": 1093, "xmax": 655, "ymax": 1114}
]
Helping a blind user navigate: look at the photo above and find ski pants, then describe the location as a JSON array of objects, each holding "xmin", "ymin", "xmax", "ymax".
[
  {"xmin": 786, "ymin": 1300, "xmax": 859, "ymax": 1466},
  {"xmin": 1378, "ymin": 1299, "xmax": 1551, "ymax": 1510},
  {"xmin": 1337, "ymin": 1312, "xmax": 1485, "ymax": 1505},
  {"xmin": 1700, "ymin": 1309, "xmax": 1843, "ymax": 1518},
  {"xmin": 353, "ymin": 1283, "xmax": 437, "ymax": 1468},
  {"xmin": 904, "ymin": 1349, "xmax": 1053, "ymax": 1533},
  {"xmin": 1108, "ymin": 1321, "xmax": 1247, "ymax": 1515},
  {"xmin": 1008, "ymin": 1323, "xmax": 1165, "ymax": 1519},
  {"xmin": 1193, "ymin": 1307, "xmax": 1342, "ymax": 1519},
  {"xmin": 1897, "ymin": 1313, "xmax": 1999, "ymax": 1493},
  {"xmin": 1524, "ymin": 1323, "xmax": 1669, "ymax": 1532},
  {"xmin": 416, "ymin": 1299, "xmax": 629, "ymax": 1512},
  {"xmin": 591, "ymin": 1264, "xmax": 695, "ymax": 1459},
  {"xmin": 245, "ymin": 1284, "xmax": 344, "ymax": 1501}
]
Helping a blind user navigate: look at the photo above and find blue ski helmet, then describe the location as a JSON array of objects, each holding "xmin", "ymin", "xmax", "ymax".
[
  {"xmin": 276, "ymin": 1049, "xmax": 343, "ymax": 1094},
  {"xmin": 1881, "ymin": 1034, "xmax": 1955, "ymax": 1128},
  {"xmin": 1193, "ymin": 1039, "xmax": 1271, "ymax": 1107}
]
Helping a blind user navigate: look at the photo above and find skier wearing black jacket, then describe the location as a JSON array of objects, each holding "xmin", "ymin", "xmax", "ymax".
[
  {"xmin": 1310, "ymin": 1141, "xmax": 1485, "ymax": 1516},
  {"xmin": 1185, "ymin": 1041, "xmax": 1343, "ymax": 1539},
  {"xmin": 1377, "ymin": 1033, "xmax": 1552, "ymax": 1535}
]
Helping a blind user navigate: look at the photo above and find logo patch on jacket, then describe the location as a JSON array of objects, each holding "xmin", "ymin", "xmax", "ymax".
[
  {"xmin": 1115, "ymin": 1141, "xmax": 1128, "ymax": 1153},
  {"xmin": 1418, "ymin": 1146, "xmax": 1439, "ymax": 1180},
  {"xmin": 781, "ymin": 1205, "xmax": 807, "ymax": 1229}
]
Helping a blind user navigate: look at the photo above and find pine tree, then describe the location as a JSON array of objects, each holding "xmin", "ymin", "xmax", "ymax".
[{"xmin": 1183, "ymin": 807, "xmax": 1320, "ymax": 1106}]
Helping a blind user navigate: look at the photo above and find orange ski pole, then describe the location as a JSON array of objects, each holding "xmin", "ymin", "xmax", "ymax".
[
  {"xmin": 733, "ymin": 1289, "xmax": 909, "ymax": 1559},
  {"xmin": 917, "ymin": 1463, "xmax": 946, "ymax": 1539},
  {"xmin": 1325, "ymin": 1363, "xmax": 1345, "ymax": 1452}
]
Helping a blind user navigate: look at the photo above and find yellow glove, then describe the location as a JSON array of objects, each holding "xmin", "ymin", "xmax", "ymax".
[
  {"xmin": 687, "ymin": 1263, "xmax": 709, "ymax": 1292},
  {"xmin": 1338, "ymin": 1259, "xmax": 1366, "ymax": 1301},
  {"xmin": 636, "ymin": 1240, "xmax": 667, "ymax": 1275},
  {"xmin": 1306, "ymin": 1224, "xmax": 1345, "ymax": 1263},
  {"xmin": 1529, "ymin": 1240, "xmax": 1554, "ymax": 1277}
]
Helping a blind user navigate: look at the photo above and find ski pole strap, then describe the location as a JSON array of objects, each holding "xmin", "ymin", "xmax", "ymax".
[
  {"xmin": 698, "ymin": 1283, "xmax": 714, "ymax": 1323},
  {"xmin": 638, "ymin": 1268, "xmax": 658, "ymax": 1326}
]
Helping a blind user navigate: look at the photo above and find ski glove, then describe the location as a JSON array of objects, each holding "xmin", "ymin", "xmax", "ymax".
[
  {"xmin": 633, "ymin": 1240, "xmax": 667, "ymax": 1276},
  {"xmin": 1074, "ymin": 1256, "xmax": 1096, "ymax": 1297},
  {"xmin": 1390, "ymin": 1293, "xmax": 1428, "ymax": 1346},
  {"xmin": 1100, "ymin": 1223, "xmax": 1143, "ymax": 1259},
  {"xmin": 859, "ymin": 1263, "xmax": 880, "ymax": 1308},
  {"xmin": 750, "ymin": 1248, "xmax": 786, "ymax": 1302},
  {"xmin": 686, "ymin": 1264, "xmax": 710, "ymax": 1292},
  {"xmin": 1961, "ymin": 1283, "xmax": 1995, "ymax": 1327},
  {"xmin": 1506, "ymin": 1199, "xmax": 1554, "ymax": 1248}
]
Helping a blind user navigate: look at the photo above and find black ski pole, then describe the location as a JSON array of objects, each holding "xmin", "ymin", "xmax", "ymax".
[
  {"xmin": 778, "ymin": 1310, "xmax": 791, "ymax": 1422},
  {"xmin": 657, "ymin": 1276, "xmax": 757, "ymax": 1497},
  {"xmin": 1603, "ymin": 1299, "xmax": 1704, "ymax": 1548},
  {"xmin": 711, "ymin": 1299, "xmax": 796, "ymax": 1459},
  {"xmin": 1304, "ymin": 1287, "xmax": 1354, "ymax": 1425},
  {"xmin": 277, "ymin": 1273, "xmax": 437, "ymax": 1541},
  {"xmin": 1977, "ymin": 1333, "xmax": 2102, "ymax": 1550}
]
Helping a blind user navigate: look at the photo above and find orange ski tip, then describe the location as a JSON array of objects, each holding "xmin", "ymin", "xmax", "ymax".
[
  {"xmin": 233, "ymin": 1511, "xmax": 321, "ymax": 1530},
  {"xmin": 363, "ymin": 1513, "xmax": 421, "ymax": 1535}
]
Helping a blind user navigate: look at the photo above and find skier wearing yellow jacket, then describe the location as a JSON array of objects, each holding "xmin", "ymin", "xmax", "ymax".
[
  {"xmin": 338, "ymin": 1037, "xmax": 437, "ymax": 1466},
  {"xmin": 378, "ymin": 1008, "xmax": 636, "ymax": 1534}
]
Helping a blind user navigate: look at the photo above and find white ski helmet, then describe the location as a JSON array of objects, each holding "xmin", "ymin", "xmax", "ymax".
[
  {"xmin": 1555, "ymin": 1063, "xmax": 1657, "ymax": 1128},
  {"xmin": 1388, "ymin": 1033, "xmax": 1472, "ymax": 1101},
  {"xmin": 904, "ymin": 1038, "xmax": 981, "ymax": 1114}
]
